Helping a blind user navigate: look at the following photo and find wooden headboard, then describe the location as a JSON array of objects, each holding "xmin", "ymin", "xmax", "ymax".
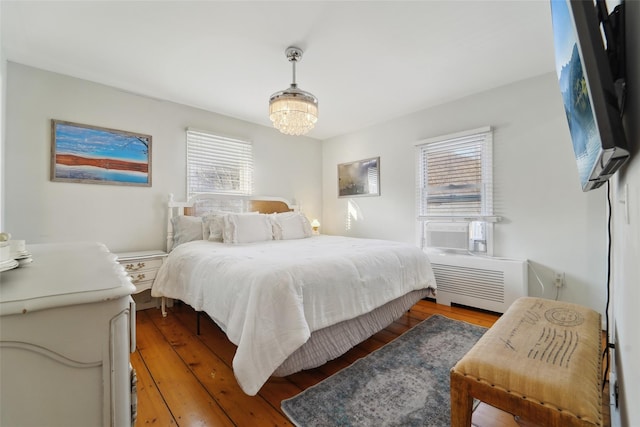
[
  {"xmin": 166, "ymin": 193, "xmax": 297, "ymax": 250},
  {"xmin": 247, "ymin": 200, "xmax": 293, "ymax": 215}
]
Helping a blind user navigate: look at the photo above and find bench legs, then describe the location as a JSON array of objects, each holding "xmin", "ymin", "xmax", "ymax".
[{"xmin": 450, "ymin": 371, "xmax": 474, "ymax": 427}]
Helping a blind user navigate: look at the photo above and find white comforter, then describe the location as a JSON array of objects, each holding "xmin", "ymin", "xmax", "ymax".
[{"xmin": 151, "ymin": 235, "xmax": 436, "ymax": 395}]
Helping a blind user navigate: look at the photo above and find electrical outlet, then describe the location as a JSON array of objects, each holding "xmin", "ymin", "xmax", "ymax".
[{"xmin": 554, "ymin": 272, "xmax": 565, "ymax": 288}]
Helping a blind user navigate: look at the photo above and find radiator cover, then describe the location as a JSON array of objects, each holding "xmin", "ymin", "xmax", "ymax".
[{"xmin": 429, "ymin": 253, "xmax": 527, "ymax": 313}]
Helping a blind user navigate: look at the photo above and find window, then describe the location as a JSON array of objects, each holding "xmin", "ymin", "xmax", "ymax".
[
  {"xmin": 416, "ymin": 127, "xmax": 493, "ymax": 219},
  {"xmin": 415, "ymin": 127, "xmax": 497, "ymax": 254},
  {"xmin": 186, "ymin": 128, "xmax": 253, "ymax": 197}
]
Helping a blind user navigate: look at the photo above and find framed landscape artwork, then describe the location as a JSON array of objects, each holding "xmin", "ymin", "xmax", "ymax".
[
  {"xmin": 51, "ymin": 120, "xmax": 152, "ymax": 186},
  {"xmin": 338, "ymin": 156, "xmax": 380, "ymax": 198}
]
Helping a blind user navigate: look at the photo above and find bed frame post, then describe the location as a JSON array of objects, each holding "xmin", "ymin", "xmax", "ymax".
[
  {"xmin": 167, "ymin": 193, "xmax": 176, "ymax": 252},
  {"xmin": 161, "ymin": 297, "xmax": 167, "ymax": 317}
]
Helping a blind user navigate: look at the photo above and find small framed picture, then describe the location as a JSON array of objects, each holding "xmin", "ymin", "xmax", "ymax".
[
  {"xmin": 51, "ymin": 120, "xmax": 152, "ymax": 187},
  {"xmin": 338, "ymin": 156, "xmax": 380, "ymax": 198}
]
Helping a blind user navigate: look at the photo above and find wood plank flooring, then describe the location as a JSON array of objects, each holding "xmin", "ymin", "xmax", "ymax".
[{"xmin": 131, "ymin": 299, "xmax": 610, "ymax": 426}]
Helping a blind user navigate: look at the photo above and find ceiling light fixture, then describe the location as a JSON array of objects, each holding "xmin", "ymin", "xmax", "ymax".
[{"xmin": 269, "ymin": 46, "xmax": 318, "ymax": 136}]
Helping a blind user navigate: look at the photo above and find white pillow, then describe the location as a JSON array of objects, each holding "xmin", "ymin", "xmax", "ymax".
[
  {"xmin": 270, "ymin": 212, "xmax": 312, "ymax": 240},
  {"xmin": 223, "ymin": 213, "xmax": 273, "ymax": 244},
  {"xmin": 171, "ymin": 215, "xmax": 204, "ymax": 250}
]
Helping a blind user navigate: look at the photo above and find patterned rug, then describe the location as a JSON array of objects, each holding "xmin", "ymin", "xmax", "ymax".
[{"xmin": 281, "ymin": 314, "xmax": 487, "ymax": 427}]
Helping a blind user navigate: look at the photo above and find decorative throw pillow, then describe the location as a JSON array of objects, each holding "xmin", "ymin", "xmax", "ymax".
[
  {"xmin": 203, "ymin": 211, "xmax": 260, "ymax": 242},
  {"xmin": 171, "ymin": 215, "xmax": 204, "ymax": 250},
  {"xmin": 202, "ymin": 212, "xmax": 227, "ymax": 242},
  {"xmin": 223, "ymin": 213, "xmax": 273, "ymax": 244},
  {"xmin": 270, "ymin": 212, "xmax": 312, "ymax": 240}
]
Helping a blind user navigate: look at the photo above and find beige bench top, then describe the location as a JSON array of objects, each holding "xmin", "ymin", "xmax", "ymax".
[{"xmin": 452, "ymin": 296, "xmax": 602, "ymax": 425}]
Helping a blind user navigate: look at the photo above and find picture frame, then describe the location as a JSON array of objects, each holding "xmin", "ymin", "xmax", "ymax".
[
  {"xmin": 51, "ymin": 119, "xmax": 152, "ymax": 187},
  {"xmin": 338, "ymin": 156, "xmax": 380, "ymax": 198}
]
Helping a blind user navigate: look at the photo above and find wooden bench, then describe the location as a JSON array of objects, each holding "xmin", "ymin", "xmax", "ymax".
[{"xmin": 450, "ymin": 296, "xmax": 603, "ymax": 427}]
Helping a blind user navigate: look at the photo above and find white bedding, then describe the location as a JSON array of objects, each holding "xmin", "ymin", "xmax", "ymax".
[{"xmin": 151, "ymin": 235, "xmax": 437, "ymax": 395}]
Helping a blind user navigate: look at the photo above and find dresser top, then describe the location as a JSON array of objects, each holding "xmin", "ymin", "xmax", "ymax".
[{"xmin": 0, "ymin": 242, "xmax": 136, "ymax": 316}]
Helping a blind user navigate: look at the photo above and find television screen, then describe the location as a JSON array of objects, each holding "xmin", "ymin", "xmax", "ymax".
[{"xmin": 550, "ymin": 0, "xmax": 629, "ymax": 191}]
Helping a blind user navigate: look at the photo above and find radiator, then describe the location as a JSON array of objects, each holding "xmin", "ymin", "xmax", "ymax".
[{"xmin": 429, "ymin": 253, "xmax": 527, "ymax": 313}]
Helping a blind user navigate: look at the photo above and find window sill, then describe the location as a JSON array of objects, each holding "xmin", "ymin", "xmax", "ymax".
[{"xmin": 417, "ymin": 215, "xmax": 502, "ymax": 223}]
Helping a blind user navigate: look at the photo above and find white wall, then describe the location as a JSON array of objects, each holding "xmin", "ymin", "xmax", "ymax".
[
  {"xmin": 0, "ymin": 57, "xmax": 5, "ymax": 232},
  {"xmin": 322, "ymin": 73, "xmax": 608, "ymax": 314},
  {"xmin": 0, "ymin": 5, "xmax": 5, "ymax": 231},
  {"xmin": 609, "ymin": 2, "xmax": 640, "ymax": 425},
  {"xmin": 4, "ymin": 63, "xmax": 322, "ymax": 252}
]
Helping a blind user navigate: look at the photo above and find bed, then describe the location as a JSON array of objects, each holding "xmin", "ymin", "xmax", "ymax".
[{"xmin": 151, "ymin": 193, "xmax": 437, "ymax": 395}]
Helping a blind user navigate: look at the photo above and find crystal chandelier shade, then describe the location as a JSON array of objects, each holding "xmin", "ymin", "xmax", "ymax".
[{"xmin": 269, "ymin": 47, "xmax": 318, "ymax": 136}]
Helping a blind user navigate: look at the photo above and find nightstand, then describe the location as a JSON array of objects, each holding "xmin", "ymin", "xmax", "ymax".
[{"xmin": 116, "ymin": 250, "xmax": 167, "ymax": 310}]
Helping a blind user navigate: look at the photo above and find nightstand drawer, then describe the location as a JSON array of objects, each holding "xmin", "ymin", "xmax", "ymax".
[
  {"xmin": 127, "ymin": 270, "xmax": 158, "ymax": 287},
  {"xmin": 122, "ymin": 258, "xmax": 163, "ymax": 273}
]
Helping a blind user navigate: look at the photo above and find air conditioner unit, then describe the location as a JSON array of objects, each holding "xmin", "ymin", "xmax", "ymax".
[
  {"xmin": 425, "ymin": 222, "xmax": 469, "ymax": 251},
  {"xmin": 428, "ymin": 253, "xmax": 527, "ymax": 313}
]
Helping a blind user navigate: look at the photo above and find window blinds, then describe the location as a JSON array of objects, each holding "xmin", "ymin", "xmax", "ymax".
[
  {"xmin": 186, "ymin": 129, "xmax": 253, "ymax": 197},
  {"xmin": 416, "ymin": 129, "xmax": 493, "ymax": 218}
]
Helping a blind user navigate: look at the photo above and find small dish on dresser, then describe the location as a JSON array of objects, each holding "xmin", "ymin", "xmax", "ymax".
[
  {"xmin": 0, "ymin": 259, "xmax": 19, "ymax": 272},
  {"xmin": 11, "ymin": 251, "xmax": 31, "ymax": 260},
  {"xmin": 17, "ymin": 257, "xmax": 33, "ymax": 267}
]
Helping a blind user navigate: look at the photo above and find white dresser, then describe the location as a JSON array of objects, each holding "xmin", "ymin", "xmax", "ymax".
[{"xmin": 0, "ymin": 242, "xmax": 137, "ymax": 427}]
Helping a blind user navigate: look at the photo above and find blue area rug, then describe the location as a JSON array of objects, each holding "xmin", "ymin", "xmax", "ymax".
[{"xmin": 281, "ymin": 314, "xmax": 487, "ymax": 426}]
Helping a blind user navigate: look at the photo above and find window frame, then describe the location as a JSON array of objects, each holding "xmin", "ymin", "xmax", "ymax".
[
  {"xmin": 185, "ymin": 128, "xmax": 254, "ymax": 198},
  {"xmin": 416, "ymin": 126, "xmax": 494, "ymax": 220},
  {"xmin": 415, "ymin": 127, "xmax": 500, "ymax": 254}
]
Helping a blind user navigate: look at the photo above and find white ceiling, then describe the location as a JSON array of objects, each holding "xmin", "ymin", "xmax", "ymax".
[{"xmin": 1, "ymin": 1, "xmax": 557, "ymax": 140}]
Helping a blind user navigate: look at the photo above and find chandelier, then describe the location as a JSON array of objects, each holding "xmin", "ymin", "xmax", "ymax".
[{"xmin": 269, "ymin": 46, "xmax": 318, "ymax": 136}]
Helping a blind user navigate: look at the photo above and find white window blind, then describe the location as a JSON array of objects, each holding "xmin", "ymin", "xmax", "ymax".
[
  {"xmin": 416, "ymin": 128, "xmax": 493, "ymax": 219},
  {"xmin": 186, "ymin": 128, "xmax": 253, "ymax": 197}
]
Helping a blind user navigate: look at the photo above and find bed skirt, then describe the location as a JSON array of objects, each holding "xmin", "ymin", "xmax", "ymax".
[{"xmin": 272, "ymin": 288, "xmax": 433, "ymax": 376}]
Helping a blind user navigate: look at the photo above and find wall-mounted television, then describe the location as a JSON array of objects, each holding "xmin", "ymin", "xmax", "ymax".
[{"xmin": 550, "ymin": 0, "xmax": 629, "ymax": 191}]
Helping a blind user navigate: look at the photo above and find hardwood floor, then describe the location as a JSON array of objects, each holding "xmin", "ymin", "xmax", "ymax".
[{"xmin": 131, "ymin": 299, "xmax": 610, "ymax": 426}]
